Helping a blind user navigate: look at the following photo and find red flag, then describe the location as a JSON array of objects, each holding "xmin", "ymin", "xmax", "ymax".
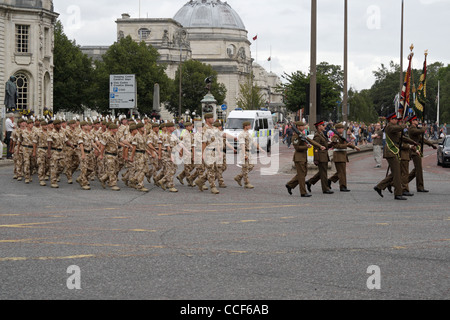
[{"xmin": 253, "ymin": 35, "xmax": 258, "ymax": 41}]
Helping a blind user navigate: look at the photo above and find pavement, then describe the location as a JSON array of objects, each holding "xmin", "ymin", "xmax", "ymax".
[{"xmin": 0, "ymin": 144, "xmax": 448, "ymax": 301}]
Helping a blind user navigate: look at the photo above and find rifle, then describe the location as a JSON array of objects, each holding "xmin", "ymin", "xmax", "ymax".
[{"xmin": 291, "ymin": 125, "xmax": 310, "ymax": 144}]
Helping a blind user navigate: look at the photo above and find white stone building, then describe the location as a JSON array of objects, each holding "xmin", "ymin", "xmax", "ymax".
[
  {"xmin": 0, "ymin": 0, "xmax": 58, "ymax": 116},
  {"xmin": 112, "ymin": 0, "xmax": 284, "ymax": 119}
]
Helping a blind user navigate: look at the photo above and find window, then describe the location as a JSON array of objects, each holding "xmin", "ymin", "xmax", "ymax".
[
  {"xmin": 138, "ymin": 28, "xmax": 151, "ymax": 40},
  {"xmin": 16, "ymin": 25, "xmax": 30, "ymax": 53},
  {"xmin": 14, "ymin": 73, "xmax": 29, "ymax": 110}
]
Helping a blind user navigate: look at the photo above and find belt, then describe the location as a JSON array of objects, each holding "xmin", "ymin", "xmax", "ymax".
[
  {"xmin": 22, "ymin": 145, "xmax": 34, "ymax": 149},
  {"xmin": 52, "ymin": 148, "xmax": 63, "ymax": 152},
  {"xmin": 135, "ymin": 150, "xmax": 145, "ymax": 154},
  {"xmin": 83, "ymin": 149, "xmax": 92, "ymax": 154},
  {"xmin": 39, "ymin": 147, "xmax": 48, "ymax": 150},
  {"xmin": 105, "ymin": 152, "xmax": 118, "ymax": 156},
  {"xmin": 334, "ymin": 149, "xmax": 348, "ymax": 152}
]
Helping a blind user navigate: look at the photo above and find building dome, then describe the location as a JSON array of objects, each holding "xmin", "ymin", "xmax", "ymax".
[{"xmin": 173, "ymin": 0, "xmax": 246, "ymax": 31}]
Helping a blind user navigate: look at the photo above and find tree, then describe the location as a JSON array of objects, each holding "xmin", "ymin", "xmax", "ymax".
[
  {"xmin": 53, "ymin": 21, "xmax": 96, "ymax": 113},
  {"xmin": 279, "ymin": 62, "xmax": 344, "ymax": 119},
  {"xmin": 369, "ymin": 61, "xmax": 401, "ymax": 118},
  {"xmin": 437, "ymin": 64, "xmax": 450, "ymax": 123},
  {"xmin": 236, "ymin": 73, "xmax": 266, "ymax": 110},
  {"xmin": 94, "ymin": 36, "xmax": 173, "ymax": 115},
  {"xmin": 348, "ymin": 88, "xmax": 378, "ymax": 123},
  {"xmin": 166, "ymin": 60, "xmax": 226, "ymax": 117}
]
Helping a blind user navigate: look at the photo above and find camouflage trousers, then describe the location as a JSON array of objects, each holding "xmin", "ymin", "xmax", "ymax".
[
  {"xmin": 14, "ymin": 146, "xmax": 24, "ymax": 178},
  {"xmin": 236, "ymin": 159, "xmax": 255, "ymax": 185},
  {"xmin": 79, "ymin": 153, "xmax": 95, "ymax": 187},
  {"xmin": 158, "ymin": 153, "xmax": 177, "ymax": 188},
  {"xmin": 50, "ymin": 151, "xmax": 66, "ymax": 185},
  {"xmin": 22, "ymin": 147, "xmax": 34, "ymax": 180},
  {"xmin": 215, "ymin": 154, "xmax": 227, "ymax": 186},
  {"xmin": 37, "ymin": 148, "xmax": 50, "ymax": 182},
  {"xmin": 129, "ymin": 153, "xmax": 149, "ymax": 189},
  {"xmin": 65, "ymin": 148, "xmax": 80, "ymax": 181},
  {"xmin": 101, "ymin": 155, "xmax": 119, "ymax": 187}
]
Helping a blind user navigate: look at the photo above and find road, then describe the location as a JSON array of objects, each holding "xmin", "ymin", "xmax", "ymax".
[{"xmin": 0, "ymin": 145, "xmax": 448, "ymax": 301}]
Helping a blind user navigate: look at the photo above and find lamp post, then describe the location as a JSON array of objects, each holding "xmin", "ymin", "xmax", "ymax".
[{"xmin": 310, "ymin": 0, "xmax": 317, "ymax": 129}]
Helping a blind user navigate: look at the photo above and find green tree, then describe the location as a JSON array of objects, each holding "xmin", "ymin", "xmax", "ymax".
[
  {"xmin": 348, "ymin": 88, "xmax": 378, "ymax": 123},
  {"xmin": 236, "ymin": 73, "xmax": 266, "ymax": 110},
  {"xmin": 53, "ymin": 21, "xmax": 95, "ymax": 113},
  {"xmin": 94, "ymin": 36, "xmax": 173, "ymax": 115},
  {"xmin": 279, "ymin": 62, "xmax": 344, "ymax": 119},
  {"xmin": 437, "ymin": 64, "xmax": 450, "ymax": 123},
  {"xmin": 369, "ymin": 61, "xmax": 401, "ymax": 117},
  {"xmin": 167, "ymin": 60, "xmax": 226, "ymax": 117}
]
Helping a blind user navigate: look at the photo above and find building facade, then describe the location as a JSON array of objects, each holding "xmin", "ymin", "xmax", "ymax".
[
  {"xmin": 114, "ymin": 0, "xmax": 283, "ymax": 119},
  {"xmin": 0, "ymin": 0, "xmax": 58, "ymax": 117}
]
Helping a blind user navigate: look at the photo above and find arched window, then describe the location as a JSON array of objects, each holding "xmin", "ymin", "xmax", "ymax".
[
  {"xmin": 14, "ymin": 72, "xmax": 29, "ymax": 110},
  {"xmin": 138, "ymin": 28, "xmax": 151, "ymax": 40}
]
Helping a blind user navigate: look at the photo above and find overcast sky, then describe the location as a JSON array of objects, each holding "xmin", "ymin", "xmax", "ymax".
[{"xmin": 54, "ymin": 0, "xmax": 450, "ymax": 91}]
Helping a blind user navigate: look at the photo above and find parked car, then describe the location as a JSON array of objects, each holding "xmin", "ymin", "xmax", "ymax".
[{"xmin": 437, "ymin": 135, "xmax": 450, "ymax": 167}]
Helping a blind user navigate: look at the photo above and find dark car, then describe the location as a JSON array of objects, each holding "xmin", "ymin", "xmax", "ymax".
[{"xmin": 437, "ymin": 135, "xmax": 450, "ymax": 167}]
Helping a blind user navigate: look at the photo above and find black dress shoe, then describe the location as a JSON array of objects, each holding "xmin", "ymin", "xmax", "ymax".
[
  {"xmin": 306, "ymin": 181, "xmax": 312, "ymax": 193},
  {"xmin": 417, "ymin": 189, "xmax": 429, "ymax": 193},
  {"xmin": 402, "ymin": 192, "xmax": 414, "ymax": 197},
  {"xmin": 286, "ymin": 185, "xmax": 293, "ymax": 195},
  {"xmin": 301, "ymin": 194, "xmax": 312, "ymax": 198},
  {"xmin": 387, "ymin": 185, "xmax": 393, "ymax": 194},
  {"xmin": 323, "ymin": 190, "xmax": 334, "ymax": 194},
  {"xmin": 395, "ymin": 196, "xmax": 408, "ymax": 200},
  {"xmin": 340, "ymin": 188, "xmax": 351, "ymax": 192},
  {"xmin": 374, "ymin": 186, "xmax": 384, "ymax": 198},
  {"xmin": 327, "ymin": 179, "xmax": 332, "ymax": 189}
]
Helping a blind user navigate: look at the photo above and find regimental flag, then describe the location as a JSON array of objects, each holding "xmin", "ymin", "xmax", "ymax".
[
  {"xmin": 267, "ymin": 57, "xmax": 271, "ymax": 62},
  {"xmin": 253, "ymin": 35, "xmax": 258, "ymax": 41},
  {"xmin": 399, "ymin": 51, "xmax": 413, "ymax": 120},
  {"xmin": 414, "ymin": 52, "xmax": 428, "ymax": 121}
]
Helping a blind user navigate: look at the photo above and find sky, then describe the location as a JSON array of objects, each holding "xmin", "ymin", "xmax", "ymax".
[{"xmin": 54, "ymin": 0, "xmax": 450, "ymax": 91}]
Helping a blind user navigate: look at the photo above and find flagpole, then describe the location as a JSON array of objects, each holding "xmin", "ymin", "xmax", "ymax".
[
  {"xmin": 399, "ymin": 0, "xmax": 404, "ymax": 98},
  {"xmin": 270, "ymin": 45, "xmax": 272, "ymax": 73},
  {"xmin": 310, "ymin": 0, "xmax": 317, "ymax": 128},
  {"xmin": 437, "ymin": 80, "xmax": 440, "ymax": 126}
]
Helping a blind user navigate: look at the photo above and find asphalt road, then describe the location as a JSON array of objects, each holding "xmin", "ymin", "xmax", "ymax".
[{"xmin": 0, "ymin": 145, "xmax": 448, "ymax": 301}]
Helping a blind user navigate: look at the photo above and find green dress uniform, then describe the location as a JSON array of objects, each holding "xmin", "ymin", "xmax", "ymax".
[
  {"xmin": 407, "ymin": 117, "xmax": 437, "ymax": 192},
  {"xmin": 307, "ymin": 121, "xmax": 333, "ymax": 194},
  {"xmin": 375, "ymin": 114, "xmax": 417, "ymax": 199},
  {"xmin": 329, "ymin": 125, "xmax": 357, "ymax": 192},
  {"xmin": 286, "ymin": 122, "xmax": 322, "ymax": 197}
]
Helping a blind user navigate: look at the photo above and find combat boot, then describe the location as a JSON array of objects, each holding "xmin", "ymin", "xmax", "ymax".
[
  {"xmin": 211, "ymin": 187, "xmax": 220, "ymax": 194},
  {"xmin": 244, "ymin": 184, "xmax": 254, "ymax": 189},
  {"xmin": 234, "ymin": 176, "xmax": 242, "ymax": 187}
]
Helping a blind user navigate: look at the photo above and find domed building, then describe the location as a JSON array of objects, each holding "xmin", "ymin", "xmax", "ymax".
[
  {"xmin": 0, "ymin": 0, "xmax": 59, "ymax": 116},
  {"xmin": 111, "ymin": 0, "xmax": 283, "ymax": 119}
]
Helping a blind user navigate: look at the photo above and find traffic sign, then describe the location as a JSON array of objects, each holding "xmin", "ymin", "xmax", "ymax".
[
  {"xmin": 221, "ymin": 104, "xmax": 227, "ymax": 111},
  {"xmin": 110, "ymin": 75, "xmax": 136, "ymax": 109}
]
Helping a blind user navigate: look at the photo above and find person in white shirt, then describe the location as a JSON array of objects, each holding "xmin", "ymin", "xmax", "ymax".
[{"xmin": 5, "ymin": 113, "xmax": 15, "ymax": 159}]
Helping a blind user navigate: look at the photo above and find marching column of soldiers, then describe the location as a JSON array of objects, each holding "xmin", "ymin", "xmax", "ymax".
[
  {"xmin": 7, "ymin": 113, "xmax": 437, "ymax": 200},
  {"xmin": 7, "ymin": 113, "xmax": 262, "ymax": 195}
]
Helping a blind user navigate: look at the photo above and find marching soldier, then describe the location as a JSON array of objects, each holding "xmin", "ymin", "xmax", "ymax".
[
  {"xmin": 99, "ymin": 123, "xmax": 121, "ymax": 191},
  {"xmin": 234, "ymin": 121, "xmax": 264, "ymax": 190},
  {"xmin": 128, "ymin": 123, "xmax": 150, "ymax": 192},
  {"xmin": 328, "ymin": 123, "xmax": 361, "ymax": 192},
  {"xmin": 157, "ymin": 122, "xmax": 179, "ymax": 193},
  {"xmin": 17, "ymin": 119, "xmax": 36, "ymax": 184},
  {"xmin": 374, "ymin": 113, "xmax": 418, "ymax": 200},
  {"xmin": 177, "ymin": 122, "xmax": 195, "ymax": 186},
  {"xmin": 35, "ymin": 120, "xmax": 50, "ymax": 186},
  {"xmin": 64, "ymin": 120, "xmax": 80, "ymax": 184},
  {"xmin": 47, "ymin": 120, "xmax": 76, "ymax": 189},
  {"xmin": 407, "ymin": 115, "xmax": 437, "ymax": 193},
  {"xmin": 286, "ymin": 121, "xmax": 325, "ymax": 197},
  {"xmin": 306, "ymin": 121, "xmax": 334, "ymax": 194},
  {"xmin": 196, "ymin": 114, "xmax": 221, "ymax": 194},
  {"xmin": 77, "ymin": 121, "xmax": 96, "ymax": 190}
]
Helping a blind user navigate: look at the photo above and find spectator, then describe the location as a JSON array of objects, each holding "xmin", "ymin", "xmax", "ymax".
[
  {"xmin": 443, "ymin": 123, "xmax": 447, "ymax": 136},
  {"xmin": 5, "ymin": 113, "xmax": 15, "ymax": 159},
  {"xmin": 372, "ymin": 123, "xmax": 383, "ymax": 168},
  {"xmin": 286, "ymin": 124, "xmax": 293, "ymax": 149}
]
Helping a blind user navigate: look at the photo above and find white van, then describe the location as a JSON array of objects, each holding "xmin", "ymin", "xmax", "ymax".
[{"xmin": 224, "ymin": 109, "xmax": 275, "ymax": 153}]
